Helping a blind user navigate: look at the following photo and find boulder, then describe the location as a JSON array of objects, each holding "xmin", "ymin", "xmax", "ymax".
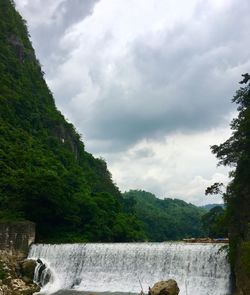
[
  {"xmin": 20, "ymin": 259, "xmax": 37, "ymax": 281},
  {"xmin": 150, "ymin": 279, "xmax": 179, "ymax": 295}
]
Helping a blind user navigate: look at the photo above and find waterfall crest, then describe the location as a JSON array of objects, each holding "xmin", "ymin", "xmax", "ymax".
[{"xmin": 28, "ymin": 242, "xmax": 231, "ymax": 295}]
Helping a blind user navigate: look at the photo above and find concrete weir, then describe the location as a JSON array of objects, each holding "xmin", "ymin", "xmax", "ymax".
[{"xmin": 29, "ymin": 242, "xmax": 232, "ymax": 295}]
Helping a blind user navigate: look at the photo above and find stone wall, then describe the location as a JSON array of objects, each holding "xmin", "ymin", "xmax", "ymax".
[{"xmin": 0, "ymin": 222, "xmax": 35, "ymax": 257}]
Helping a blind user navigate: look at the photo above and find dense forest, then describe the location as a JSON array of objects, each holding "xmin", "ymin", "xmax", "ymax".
[
  {"xmin": 0, "ymin": 0, "xmax": 146, "ymax": 243},
  {"xmin": 123, "ymin": 190, "xmax": 208, "ymax": 241},
  {"xmin": 200, "ymin": 203, "xmax": 224, "ymax": 211}
]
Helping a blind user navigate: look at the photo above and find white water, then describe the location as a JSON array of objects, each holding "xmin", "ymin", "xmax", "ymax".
[{"xmin": 28, "ymin": 242, "xmax": 231, "ymax": 295}]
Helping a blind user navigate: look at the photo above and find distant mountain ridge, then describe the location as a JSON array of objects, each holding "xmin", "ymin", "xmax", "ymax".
[
  {"xmin": 123, "ymin": 190, "xmax": 206, "ymax": 241},
  {"xmin": 200, "ymin": 204, "xmax": 224, "ymax": 211}
]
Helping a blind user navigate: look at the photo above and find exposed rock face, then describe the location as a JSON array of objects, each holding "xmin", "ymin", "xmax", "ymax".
[
  {"xmin": 150, "ymin": 279, "xmax": 180, "ymax": 295},
  {"xmin": 8, "ymin": 35, "xmax": 25, "ymax": 62}
]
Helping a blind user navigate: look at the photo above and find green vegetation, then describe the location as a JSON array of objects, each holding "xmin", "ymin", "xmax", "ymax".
[
  {"xmin": 0, "ymin": 0, "xmax": 145, "ymax": 242},
  {"xmin": 0, "ymin": 261, "xmax": 7, "ymax": 280},
  {"xmin": 208, "ymin": 74, "xmax": 250, "ymax": 292},
  {"xmin": 123, "ymin": 190, "xmax": 206, "ymax": 241},
  {"xmin": 201, "ymin": 206, "xmax": 228, "ymax": 238},
  {"xmin": 240, "ymin": 241, "xmax": 250, "ymax": 276},
  {"xmin": 0, "ymin": 0, "xmax": 224, "ymax": 244},
  {"xmin": 200, "ymin": 203, "xmax": 224, "ymax": 211}
]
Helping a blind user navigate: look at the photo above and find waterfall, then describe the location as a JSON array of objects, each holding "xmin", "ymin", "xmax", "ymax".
[{"xmin": 28, "ymin": 242, "xmax": 231, "ymax": 295}]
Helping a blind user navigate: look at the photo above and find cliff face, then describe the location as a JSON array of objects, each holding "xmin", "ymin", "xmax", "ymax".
[{"xmin": 0, "ymin": 0, "xmax": 145, "ymax": 243}]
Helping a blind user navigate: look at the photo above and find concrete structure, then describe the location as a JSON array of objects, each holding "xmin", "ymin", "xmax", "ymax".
[{"xmin": 0, "ymin": 221, "xmax": 35, "ymax": 257}]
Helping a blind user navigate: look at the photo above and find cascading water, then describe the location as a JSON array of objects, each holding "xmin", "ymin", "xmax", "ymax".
[
  {"xmin": 33, "ymin": 259, "xmax": 52, "ymax": 288},
  {"xmin": 28, "ymin": 242, "xmax": 231, "ymax": 295}
]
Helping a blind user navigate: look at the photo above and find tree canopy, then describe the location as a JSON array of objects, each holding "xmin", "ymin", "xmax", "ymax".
[
  {"xmin": 210, "ymin": 75, "xmax": 250, "ymax": 238},
  {"xmin": 123, "ymin": 190, "xmax": 206, "ymax": 241},
  {"xmin": 209, "ymin": 75, "xmax": 250, "ymax": 291}
]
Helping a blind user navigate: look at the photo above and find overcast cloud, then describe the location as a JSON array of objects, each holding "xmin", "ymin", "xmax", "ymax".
[{"xmin": 15, "ymin": 0, "xmax": 250, "ymax": 205}]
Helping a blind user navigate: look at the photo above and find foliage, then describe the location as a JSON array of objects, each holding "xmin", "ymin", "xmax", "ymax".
[
  {"xmin": 0, "ymin": 261, "xmax": 7, "ymax": 280},
  {"xmin": 0, "ymin": 0, "xmax": 145, "ymax": 242},
  {"xmin": 205, "ymin": 183, "xmax": 224, "ymax": 196},
  {"xmin": 201, "ymin": 206, "xmax": 228, "ymax": 238},
  {"xmin": 209, "ymin": 75, "xmax": 250, "ymax": 271},
  {"xmin": 123, "ymin": 190, "xmax": 206, "ymax": 241},
  {"xmin": 239, "ymin": 241, "xmax": 250, "ymax": 276},
  {"xmin": 200, "ymin": 203, "xmax": 224, "ymax": 211}
]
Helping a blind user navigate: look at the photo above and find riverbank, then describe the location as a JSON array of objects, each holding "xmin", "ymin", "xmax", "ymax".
[{"xmin": 0, "ymin": 251, "xmax": 40, "ymax": 295}]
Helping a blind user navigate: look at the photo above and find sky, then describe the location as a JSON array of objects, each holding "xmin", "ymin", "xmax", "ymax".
[{"xmin": 15, "ymin": 0, "xmax": 250, "ymax": 205}]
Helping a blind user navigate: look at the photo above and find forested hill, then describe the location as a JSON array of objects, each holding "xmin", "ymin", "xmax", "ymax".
[
  {"xmin": 123, "ymin": 190, "xmax": 206, "ymax": 241},
  {"xmin": 0, "ymin": 0, "xmax": 146, "ymax": 242},
  {"xmin": 200, "ymin": 203, "xmax": 224, "ymax": 211}
]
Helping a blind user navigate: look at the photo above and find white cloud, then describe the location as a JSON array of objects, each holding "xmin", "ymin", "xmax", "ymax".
[{"xmin": 106, "ymin": 126, "xmax": 231, "ymax": 205}]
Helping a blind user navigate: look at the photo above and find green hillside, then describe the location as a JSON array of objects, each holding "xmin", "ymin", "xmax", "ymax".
[
  {"xmin": 0, "ymin": 0, "xmax": 145, "ymax": 243},
  {"xmin": 200, "ymin": 203, "xmax": 224, "ymax": 211},
  {"xmin": 123, "ymin": 190, "xmax": 206, "ymax": 241}
]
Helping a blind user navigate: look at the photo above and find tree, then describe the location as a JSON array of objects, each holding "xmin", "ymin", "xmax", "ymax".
[
  {"xmin": 210, "ymin": 75, "xmax": 250, "ymax": 237},
  {"xmin": 209, "ymin": 75, "xmax": 250, "ymax": 292},
  {"xmin": 202, "ymin": 206, "xmax": 227, "ymax": 238}
]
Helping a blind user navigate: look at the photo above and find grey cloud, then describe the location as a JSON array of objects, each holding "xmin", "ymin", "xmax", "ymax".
[
  {"xmin": 16, "ymin": 0, "xmax": 100, "ymax": 76},
  {"xmin": 16, "ymin": 0, "xmax": 250, "ymax": 154},
  {"xmin": 131, "ymin": 147, "xmax": 155, "ymax": 159},
  {"xmin": 77, "ymin": 0, "xmax": 250, "ymax": 152}
]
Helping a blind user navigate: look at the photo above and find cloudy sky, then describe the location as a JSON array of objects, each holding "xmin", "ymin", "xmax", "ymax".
[{"xmin": 15, "ymin": 0, "xmax": 250, "ymax": 205}]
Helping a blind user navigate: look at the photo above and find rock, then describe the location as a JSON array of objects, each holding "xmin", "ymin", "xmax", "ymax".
[
  {"xmin": 0, "ymin": 253, "xmax": 40, "ymax": 295},
  {"xmin": 150, "ymin": 279, "xmax": 179, "ymax": 295},
  {"xmin": 8, "ymin": 35, "xmax": 25, "ymax": 62},
  {"xmin": 11, "ymin": 278, "xmax": 40, "ymax": 295},
  {"xmin": 11, "ymin": 278, "xmax": 26, "ymax": 289},
  {"xmin": 2, "ymin": 276, "xmax": 11, "ymax": 285},
  {"xmin": 0, "ymin": 284, "xmax": 12, "ymax": 295},
  {"xmin": 22, "ymin": 276, "xmax": 32, "ymax": 284},
  {"xmin": 20, "ymin": 259, "xmax": 37, "ymax": 281}
]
